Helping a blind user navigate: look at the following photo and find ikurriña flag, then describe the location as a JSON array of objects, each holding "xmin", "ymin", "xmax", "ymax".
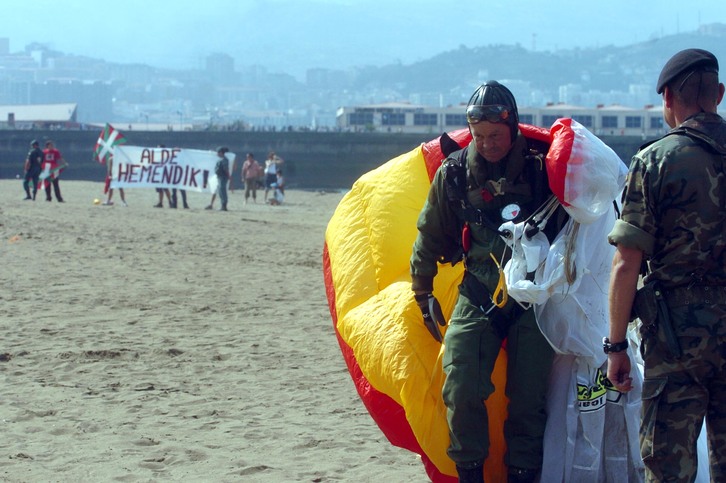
[{"xmin": 94, "ymin": 123, "xmax": 127, "ymax": 164}]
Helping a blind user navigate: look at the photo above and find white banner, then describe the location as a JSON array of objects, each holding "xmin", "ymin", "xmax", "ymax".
[{"xmin": 109, "ymin": 146, "xmax": 234, "ymax": 192}]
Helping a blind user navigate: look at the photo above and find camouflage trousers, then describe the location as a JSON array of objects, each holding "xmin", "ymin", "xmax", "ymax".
[{"xmin": 640, "ymin": 304, "xmax": 726, "ymax": 482}]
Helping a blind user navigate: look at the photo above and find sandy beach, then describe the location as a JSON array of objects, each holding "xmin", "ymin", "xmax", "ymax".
[{"xmin": 0, "ymin": 180, "xmax": 427, "ymax": 482}]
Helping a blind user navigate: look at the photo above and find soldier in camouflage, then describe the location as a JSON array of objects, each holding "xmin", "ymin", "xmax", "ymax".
[{"xmin": 607, "ymin": 48, "xmax": 726, "ymax": 482}]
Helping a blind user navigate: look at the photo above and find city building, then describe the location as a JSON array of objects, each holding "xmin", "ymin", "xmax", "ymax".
[
  {"xmin": 336, "ymin": 101, "xmax": 669, "ymax": 137},
  {"xmin": 0, "ymin": 103, "xmax": 78, "ymax": 129}
]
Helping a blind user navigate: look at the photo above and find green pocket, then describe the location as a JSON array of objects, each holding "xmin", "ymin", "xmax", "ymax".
[{"xmin": 640, "ymin": 377, "xmax": 667, "ymax": 461}]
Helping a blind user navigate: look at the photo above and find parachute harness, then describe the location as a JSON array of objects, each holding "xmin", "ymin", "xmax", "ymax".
[{"xmin": 490, "ymin": 252, "xmax": 508, "ymax": 308}]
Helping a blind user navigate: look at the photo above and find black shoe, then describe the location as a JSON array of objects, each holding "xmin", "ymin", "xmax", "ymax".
[
  {"xmin": 183, "ymin": 203, "xmax": 190, "ymax": 209},
  {"xmin": 23, "ymin": 196, "xmax": 32, "ymax": 200},
  {"xmin": 508, "ymin": 466, "xmax": 539, "ymax": 483},
  {"xmin": 456, "ymin": 465, "xmax": 484, "ymax": 483},
  {"xmin": 46, "ymin": 198, "xmax": 52, "ymax": 202},
  {"xmin": 57, "ymin": 198, "xmax": 64, "ymax": 203}
]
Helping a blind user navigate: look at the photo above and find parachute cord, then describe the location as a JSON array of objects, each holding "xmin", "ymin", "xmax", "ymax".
[
  {"xmin": 535, "ymin": 196, "xmax": 561, "ymax": 230},
  {"xmin": 564, "ymin": 221, "xmax": 580, "ymax": 284},
  {"xmin": 523, "ymin": 195, "xmax": 560, "ymax": 238}
]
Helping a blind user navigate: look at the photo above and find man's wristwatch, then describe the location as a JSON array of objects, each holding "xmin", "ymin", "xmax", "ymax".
[{"xmin": 603, "ymin": 337, "xmax": 629, "ymax": 354}]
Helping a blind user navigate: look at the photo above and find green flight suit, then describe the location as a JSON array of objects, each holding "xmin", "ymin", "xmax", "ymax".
[{"xmin": 411, "ymin": 133, "xmax": 559, "ymax": 470}]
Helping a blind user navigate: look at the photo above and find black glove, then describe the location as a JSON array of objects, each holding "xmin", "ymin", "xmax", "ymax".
[{"xmin": 414, "ymin": 293, "xmax": 447, "ymax": 342}]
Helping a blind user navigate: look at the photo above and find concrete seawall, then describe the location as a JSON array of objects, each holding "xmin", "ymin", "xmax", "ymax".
[{"xmin": 0, "ymin": 130, "xmax": 642, "ymax": 190}]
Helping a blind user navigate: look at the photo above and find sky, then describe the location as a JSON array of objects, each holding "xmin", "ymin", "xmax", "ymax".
[{"xmin": 3, "ymin": 0, "xmax": 726, "ymax": 79}]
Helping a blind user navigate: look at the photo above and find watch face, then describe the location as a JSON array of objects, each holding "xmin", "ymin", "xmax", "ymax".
[{"xmin": 501, "ymin": 203, "xmax": 521, "ymax": 221}]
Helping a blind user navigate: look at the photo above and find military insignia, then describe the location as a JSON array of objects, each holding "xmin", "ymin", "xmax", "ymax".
[
  {"xmin": 485, "ymin": 177, "xmax": 507, "ymax": 196},
  {"xmin": 501, "ymin": 203, "xmax": 521, "ymax": 220}
]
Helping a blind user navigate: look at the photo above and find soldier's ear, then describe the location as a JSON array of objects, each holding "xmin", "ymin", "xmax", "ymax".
[
  {"xmin": 662, "ymin": 86, "xmax": 675, "ymax": 109},
  {"xmin": 717, "ymin": 82, "xmax": 725, "ymax": 107}
]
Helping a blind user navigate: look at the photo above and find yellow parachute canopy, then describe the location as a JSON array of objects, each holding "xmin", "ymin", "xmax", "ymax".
[{"xmin": 324, "ymin": 130, "xmax": 510, "ymax": 482}]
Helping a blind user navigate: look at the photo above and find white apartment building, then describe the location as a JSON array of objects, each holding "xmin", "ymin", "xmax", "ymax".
[{"xmin": 336, "ymin": 102, "xmax": 669, "ymax": 138}]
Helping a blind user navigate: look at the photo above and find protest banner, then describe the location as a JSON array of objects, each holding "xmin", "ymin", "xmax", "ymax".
[{"xmin": 110, "ymin": 146, "xmax": 234, "ymax": 192}]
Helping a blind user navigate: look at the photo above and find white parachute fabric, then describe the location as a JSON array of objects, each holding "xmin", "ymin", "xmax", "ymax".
[
  {"xmin": 504, "ymin": 204, "xmax": 645, "ymax": 481},
  {"xmin": 546, "ymin": 118, "xmax": 628, "ymax": 224},
  {"xmin": 503, "ymin": 118, "xmax": 646, "ymax": 480},
  {"xmin": 534, "ymin": 210, "xmax": 617, "ymax": 366},
  {"xmin": 500, "ymin": 220, "xmax": 551, "ymax": 306},
  {"xmin": 542, "ymin": 349, "xmax": 644, "ymax": 482}
]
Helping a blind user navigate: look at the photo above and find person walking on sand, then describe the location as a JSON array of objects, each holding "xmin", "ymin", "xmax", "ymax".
[
  {"xmin": 22, "ymin": 139, "xmax": 43, "ymax": 200},
  {"xmin": 410, "ymin": 81, "xmax": 568, "ymax": 482}
]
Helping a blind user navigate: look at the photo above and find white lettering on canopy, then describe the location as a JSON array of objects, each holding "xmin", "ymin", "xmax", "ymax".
[{"xmin": 110, "ymin": 146, "xmax": 234, "ymax": 192}]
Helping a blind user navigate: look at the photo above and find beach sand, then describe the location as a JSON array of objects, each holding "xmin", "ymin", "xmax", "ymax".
[{"xmin": 0, "ymin": 181, "xmax": 428, "ymax": 482}]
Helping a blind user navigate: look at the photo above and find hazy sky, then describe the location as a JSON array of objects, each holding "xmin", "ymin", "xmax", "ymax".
[{"xmin": 3, "ymin": 0, "xmax": 726, "ymax": 79}]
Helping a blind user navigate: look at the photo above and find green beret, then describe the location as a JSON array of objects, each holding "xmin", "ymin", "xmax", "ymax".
[{"xmin": 656, "ymin": 48, "xmax": 719, "ymax": 94}]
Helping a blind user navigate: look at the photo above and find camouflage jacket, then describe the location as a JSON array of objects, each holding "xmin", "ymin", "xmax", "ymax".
[{"xmin": 608, "ymin": 112, "xmax": 726, "ymax": 289}]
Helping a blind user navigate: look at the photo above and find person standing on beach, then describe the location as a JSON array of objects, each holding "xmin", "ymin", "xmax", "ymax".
[
  {"xmin": 410, "ymin": 81, "xmax": 565, "ymax": 483},
  {"xmin": 242, "ymin": 152, "xmax": 261, "ymax": 204},
  {"xmin": 102, "ymin": 156, "xmax": 127, "ymax": 207},
  {"xmin": 152, "ymin": 144, "xmax": 173, "ymax": 208},
  {"xmin": 154, "ymin": 187, "xmax": 172, "ymax": 208},
  {"xmin": 22, "ymin": 139, "xmax": 43, "ymax": 200},
  {"xmin": 213, "ymin": 146, "xmax": 230, "ymax": 211},
  {"xmin": 42, "ymin": 140, "xmax": 65, "ymax": 202},
  {"xmin": 263, "ymin": 152, "xmax": 279, "ymax": 202},
  {"xmin": 171, "ymin": 188, "xmax": 189, "ymax": 209},
  {"xmin": 169, "ymin": 143, "xmax": 189, "ymax": 209},
  {"xmin": 205, "ymin": 146, "xmax": 230, "ymax": 210},
  {"xmin": 607, "ymin": 48, "xmax": 726, "ymax": 482}
]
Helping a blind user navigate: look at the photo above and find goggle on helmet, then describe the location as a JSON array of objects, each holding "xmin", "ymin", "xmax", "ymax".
[{"xmin": 466, "ymin": 81, "xmax": 519, "ymax": 141}]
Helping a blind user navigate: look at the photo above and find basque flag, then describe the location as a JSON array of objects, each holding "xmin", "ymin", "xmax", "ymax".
[{"xmin": 94, "ymin": 123, "xmax": 127, "ymax": 164}]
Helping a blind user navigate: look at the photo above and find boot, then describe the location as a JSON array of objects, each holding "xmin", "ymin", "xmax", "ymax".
[
  {"xmin": 507, "ymin": 466, "xmax": 538, "ymax": 483},
  {"xmin": 456, "ymin": 464, "xmax": 484, "ymax": 483}
]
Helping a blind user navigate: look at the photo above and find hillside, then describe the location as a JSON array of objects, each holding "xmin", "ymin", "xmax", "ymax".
[{"xmin": 350, "ymin": 23, "xmax": 726, "ymax": 105}]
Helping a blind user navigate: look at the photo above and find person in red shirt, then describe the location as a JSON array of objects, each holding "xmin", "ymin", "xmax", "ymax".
[{"xmin": 42, "ymin": 140, "xmax": 65, "ymax": 202}]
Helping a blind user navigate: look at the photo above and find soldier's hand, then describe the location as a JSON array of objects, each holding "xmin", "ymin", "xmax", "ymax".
[
  {"xmin": 606, "ymin": 352, "xmax": 633, "ymax": 392},
  {"xmin": 415, "ymin": 293, "xmax": 446, "ymax": 343}
]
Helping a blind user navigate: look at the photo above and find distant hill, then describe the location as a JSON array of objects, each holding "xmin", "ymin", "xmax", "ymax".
[{"xmin": 349, "ymin": 23, "xmax": 726, "ymax": 105}]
